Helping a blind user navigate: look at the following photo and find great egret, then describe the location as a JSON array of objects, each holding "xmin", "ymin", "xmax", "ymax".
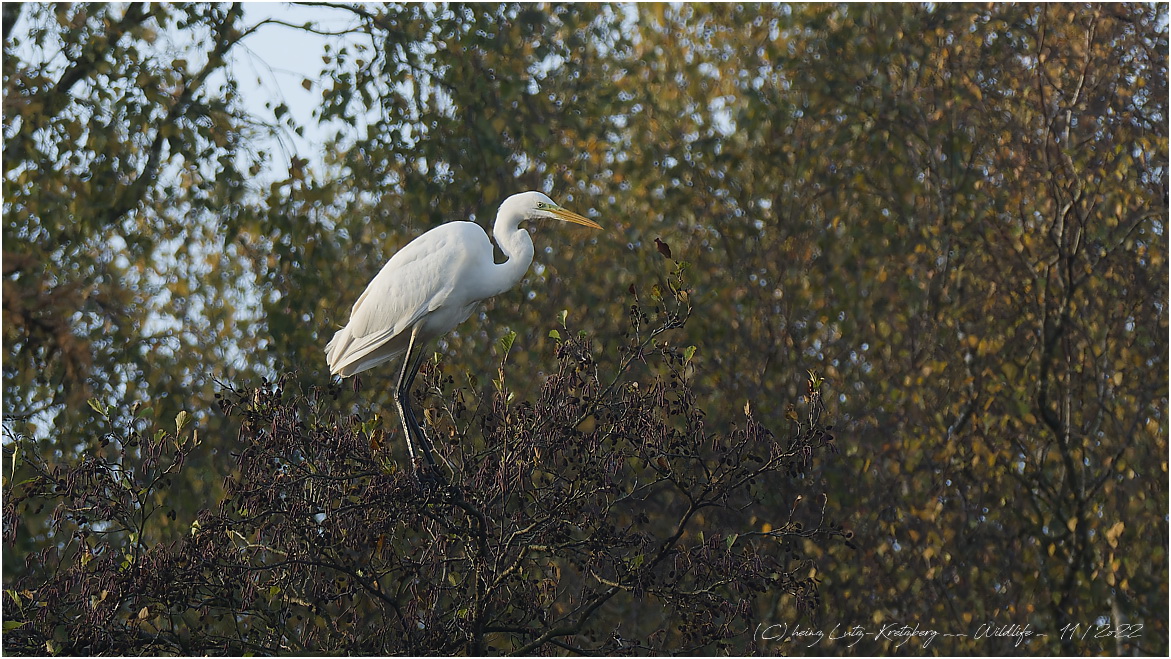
[{"xmin": 326, "ymin": 191, "xmax": 602, "ymax": 476}]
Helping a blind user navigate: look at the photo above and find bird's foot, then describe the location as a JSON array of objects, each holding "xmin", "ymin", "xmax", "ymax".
[{"xmin": 412, "ymin": 461, "xmax": 448, "ymax": 490}]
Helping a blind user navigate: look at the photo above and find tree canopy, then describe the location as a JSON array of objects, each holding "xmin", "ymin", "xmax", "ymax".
[{"xmin": 4, "ymin": 3, "xmax": 1167, "ymax": 655}]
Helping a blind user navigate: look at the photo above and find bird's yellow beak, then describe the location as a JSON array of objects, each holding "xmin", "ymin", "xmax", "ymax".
[{"xmin": 549, "ymin": 206, "xmax": 603, "ymax": 230}]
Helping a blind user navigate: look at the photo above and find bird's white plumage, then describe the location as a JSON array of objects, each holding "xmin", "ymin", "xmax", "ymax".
[
  {"xmin": 325, "ymin": 192, "xmax": 600, "ymax": 379},
  {"xmin": 325, "ymin": 191, "xmax": 601, "ymax": 473},
  {"xmin": 326, "ymin": 222, "xmax": 488, "ymax": 376}
]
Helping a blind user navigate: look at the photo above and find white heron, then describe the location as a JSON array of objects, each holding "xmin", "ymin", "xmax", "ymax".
[{"xmin": 326, "ymin": 191, "xmax": 602, "ymax": 476}]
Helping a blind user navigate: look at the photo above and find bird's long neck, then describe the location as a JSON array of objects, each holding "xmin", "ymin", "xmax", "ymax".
[{"xmin": 488, "ymin": 210, "xmax": 535, "ymax": 298}]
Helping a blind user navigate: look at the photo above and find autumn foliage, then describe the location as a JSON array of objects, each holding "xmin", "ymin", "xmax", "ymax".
[{"xmin": 4, "ymin": 2, "xmax": 1167, "ymax": 656}]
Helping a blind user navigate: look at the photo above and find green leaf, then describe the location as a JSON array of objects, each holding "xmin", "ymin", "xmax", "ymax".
[
  {"xmin": 684, "ymin": 345, "xmax": 697, "ymax": 362},
  {"xmin": 557, "ymin": 309, "xmax": 568, "ymax": 327},
  {"xmin": 9, "ymin": 441, "xmax": 20, "ymax": 478},
  {"xmin": 174, "ymin": 410, "xmax": 190, "ymax": 434},
  {"xmin": 548, "ymin": 329, "xmax": 561, "ymax": 340},
  {"xmin": 3, "ymin": 620, "xmax": 26, "ymax": 631},
  {"xmin": 725, "ymin": 533, "xmax": 739, "ymax": 550},
  {"xmin": 498, "ymin": 330, "xmax": 516, "ymax": 355},
  {"xmin": 87, "ymin": 398, "xmax": 109, "ymax": 419}
]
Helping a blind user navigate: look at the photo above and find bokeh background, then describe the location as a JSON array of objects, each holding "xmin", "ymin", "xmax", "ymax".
[{"xmin": 4, "ymin": 3, "xmax": 1167, "ymax": 654}]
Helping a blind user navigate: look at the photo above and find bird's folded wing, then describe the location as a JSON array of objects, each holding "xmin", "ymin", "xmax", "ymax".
[{"xmin": 326, "ymin": 236, "xmax": 466, "ymax": 375}]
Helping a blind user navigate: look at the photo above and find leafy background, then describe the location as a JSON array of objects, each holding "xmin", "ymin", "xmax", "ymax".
[{"xmin": 3, "ymin": 2, "xmax": 1167, "ymax": 655}]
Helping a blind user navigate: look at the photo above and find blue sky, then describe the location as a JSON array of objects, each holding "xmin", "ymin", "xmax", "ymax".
[{"xmin": 233, "ymin": 2, "xmax": 367, "ymax": 179}]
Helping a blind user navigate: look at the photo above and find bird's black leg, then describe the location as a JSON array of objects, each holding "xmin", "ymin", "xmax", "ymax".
[
  {"xmin": 401, "ymin": 341, "xmax": 436, "ymax": 466},
  {"xmin": 395, "ymin": 325, "xmax": 440, "ymax": 480},
  {"xmin": 393, "ymin": 333, "xmax": 421, "ymax": 467}
]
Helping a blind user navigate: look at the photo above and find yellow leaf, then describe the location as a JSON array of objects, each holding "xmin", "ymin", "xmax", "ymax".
[
  {"xmin": 1105, "ymin": 521, "xmax": 1125, "ymax": 549},
  {"xmin": 576, "ymin": 415, "xmax": 597, "ymax": 434}
]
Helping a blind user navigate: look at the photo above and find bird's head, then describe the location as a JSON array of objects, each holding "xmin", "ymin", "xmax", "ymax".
[{"xmin": 501, "ymin": 191, "xmax": 602, "ymax": 230}]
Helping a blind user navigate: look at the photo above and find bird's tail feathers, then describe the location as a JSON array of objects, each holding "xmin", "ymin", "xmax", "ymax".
[
  {"xmin": 325, "ymin": 327, "xmax": 352, "ymax": 376},
  {"xmin": 325, "ymin": 325, "xmax": 408, "ymax": 378}
]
